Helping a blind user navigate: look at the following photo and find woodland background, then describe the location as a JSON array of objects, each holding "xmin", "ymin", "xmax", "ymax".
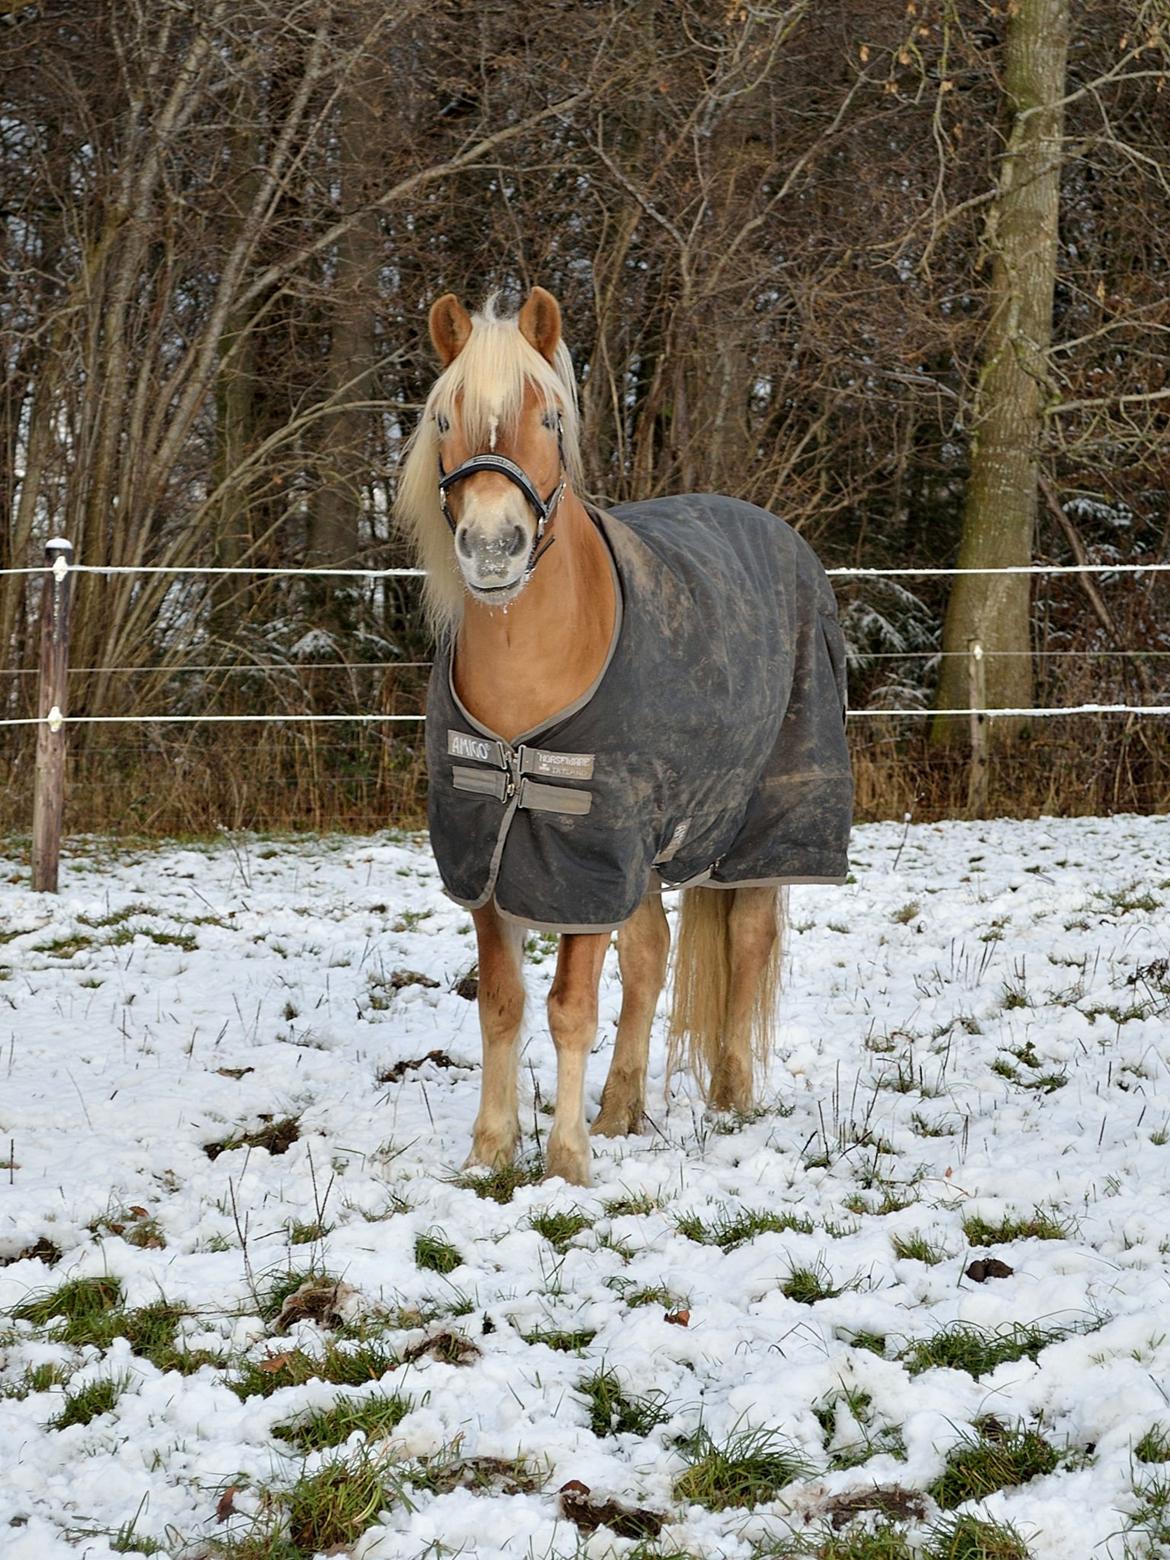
[{"xmin": 2, "ymin": 0, "xmax": 1168, "ymax": 836}]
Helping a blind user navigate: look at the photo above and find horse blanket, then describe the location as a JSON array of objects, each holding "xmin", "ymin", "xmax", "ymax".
[{"xmin": 426, "ymin": 494, "xmax": 853, "ymax": 932}]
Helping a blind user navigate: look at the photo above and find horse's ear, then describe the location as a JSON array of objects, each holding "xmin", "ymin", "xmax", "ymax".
[
  {"xmin": 429, "ymin": 294, "xmax": 473, "ymax": 366},
  {"xmin": 518, "ymin": 287, "xmax": 562, "ymax": 363}
]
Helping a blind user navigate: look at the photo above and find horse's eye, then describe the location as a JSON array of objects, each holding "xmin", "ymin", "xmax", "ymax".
[
  {"xmin": 541, "ymin": 412, "xmax": 556, "ymax": 431},
  {"xmin": 436, "ymin": 413, "xmax": 450, "ymax": 435}
]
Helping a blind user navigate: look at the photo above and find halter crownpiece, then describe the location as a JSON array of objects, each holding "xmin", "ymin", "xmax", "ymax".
[{"xmin": 437, "ymin": 413, "xmax": 566, "ymax": 578}]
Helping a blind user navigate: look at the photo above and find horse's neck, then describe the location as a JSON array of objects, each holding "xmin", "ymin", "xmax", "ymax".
[{"xmin": 452, "ymin": 494, "xmax": 616, "ymax": 742}]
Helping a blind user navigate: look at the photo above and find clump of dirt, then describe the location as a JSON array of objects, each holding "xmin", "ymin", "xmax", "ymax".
[
  {"xmin": 0, "ymin": 1236, "xmax": 62, "ymax": 1268},
  {"xmin": 402, "ymin": 1329, "xmax": 480, "ymax": 1366},
  {"xmin": 965, "ymin": 1257, "xmax": 1015, "ymax": 1283},
  {"xmin": 823, "ymin": 1486, "xmax": 928, "ymax": 1528},
  {"xmin": 377, "ymin": 1049, "xmax": 463, "ymax": 1085},
  {"xmin": 558, "ymin": 1480, "xmax": 665, "ymax": 1538},
  {"xmin": 275, "ymin": 1278, "xmax": 360, "ymax": 1333},
  {"xmin": 204, "ymin": 1114, "xmax": 300, "ymax": 1160}
]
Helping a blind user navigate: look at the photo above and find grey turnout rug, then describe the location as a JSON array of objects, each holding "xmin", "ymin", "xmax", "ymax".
[{"xmin": 426, "ymin": 494, "xmax": 853, "ymax": 932}]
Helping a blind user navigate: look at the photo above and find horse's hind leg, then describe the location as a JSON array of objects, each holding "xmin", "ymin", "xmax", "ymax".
[
  {"xmin": 593, "ymin": 894, "xmax": 669, "ymax": 1137},
  {"xmin": 466, "ymin": 904, "xmax": 526, "ymax": 1169},
  {"xmin": 546, "ymin": 931, "xmax": 609, "ymax": 1184},
  {"xmin": 710, "ymin": 887, "xmax": 782, "ymax": 1112}
]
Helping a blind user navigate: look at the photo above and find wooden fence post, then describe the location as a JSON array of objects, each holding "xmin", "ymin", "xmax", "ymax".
[
  {"xmin": 966, "ymin": 637, "xmax": 988, "ymax": 818},
  {"xmin": 31, "ymin": 538, "xmax": 74, "ymax": 893}
]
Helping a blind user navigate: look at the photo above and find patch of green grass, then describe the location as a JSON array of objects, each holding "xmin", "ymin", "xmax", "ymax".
[
  {"xmin": 10, "ymin": 1275, "xmax": 123, "ymax": 1341},
  {"xmin": 34, "ymin": 932, "xmax": 96, "ymax": 958},
  {"xmin": 578, "ymin": 1366, "xmax": 670, "ymax": 1437},
  {"xmin": 781, "ymin": 1261, "xmax": 845, "ymax": 1305},
  {"xmin": 288, "ymin": 1220, "xmax": 330, "ymax": 1246},
  {"xmin": 49, "ymin": 1372, "xmax": 131, "ymax": 1429},
  {"xmin": 901, "ymin": 1321, "xmax": 1070, "ymax": 1378},
  {"xmin": 841, "ymin": 1330, "xmax": 887, "ymax": 1357},
  {"xmin": 673, "ymin": 1425, "xmax": 815, "ymax": 1510},
  {"xmin": 961, "ymin": 1209, "xmax": 1072, "ymax": 1245},
  {"xmin": 625, "ymin": 1284, "xmax": 688, "ymax": 1311},
  {"xmin": 757, "ymin": 1523, "xmax": 916, "ymax": 1558},
  {"xmin": 452, "ymin": 1161, "xmax": 542, "ymax": 1204},
  {"xmin": 1136, "ymin": 1426, "xmax": 1170, "ymax": 1464},
  {"xmin": 529, "ymin": 1208, "xmax": 592, "ymax": 1251},
  {"xmin": 604, "ymin": 1192, "xmax": 660, "ymax": 1218},
  {"xmin": 911, "ymin": 1114, "xmax": 957, "ymax": 1139},
  {"xmin": 414, "ymin": 1230, "xmax": 461, "ymax": 1274},
  {"xmin": 925, "ymin": 1515, "xmax": 1031, "ymax": 1559},
  {"xmin": 521, "ymin": 1325, "xmax": 596, "ymax": 1352},
  {"xmin": 281, "ymin": 1453, "xmax": 392, "ymax": 1555},
  {"xmin": 108, "ymin": 1514, "xmax": 169, "ymax": 1555},
  {"xmin": 675, "ymin": 1207, "xmax": 814, "ymax": 1250},
  {"xmin": 0, "ymin": 1360, "xmax": 72, "ymax": 1399},
  {"xmin": 929, "ymin": 1421, "xmax": 1059, "ymax": 1508},
  {"xmin": 1127, "ymin": 1470, "xmax": 1170, "ymax": 1552},
  {"xmin": 232, "ymin": 1340, "xmax": 399, "ymax": 1400},
  {"xmin": 8, "ymin": 1281, "xmax": 213, "ymax": 1373},
  {"xmin": 273, "ymin": 1389, "xmax": 413, "ymax": 1451},
  {"xmin": 891, "ymin": 1233, "xmax": 947, "ymax": 1264}
]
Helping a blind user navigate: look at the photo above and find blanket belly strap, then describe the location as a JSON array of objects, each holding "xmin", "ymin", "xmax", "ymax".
[{"xmin": 448, "ymin": 729, "xmax": 594, "ymax": 815}]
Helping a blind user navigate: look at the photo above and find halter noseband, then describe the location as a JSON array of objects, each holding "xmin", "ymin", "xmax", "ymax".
[{"xmin": 437, "ymin": 413, "xmax": 566, "ymax": 579}]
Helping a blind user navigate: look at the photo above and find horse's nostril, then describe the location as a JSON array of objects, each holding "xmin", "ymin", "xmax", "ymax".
[
  {"xmin": 506, "ymin": 525, "xmax": 527, "ymax": 558},
  {"xmin": 455, "ymin": 526, "xmax": 474, "ymax": 558}
]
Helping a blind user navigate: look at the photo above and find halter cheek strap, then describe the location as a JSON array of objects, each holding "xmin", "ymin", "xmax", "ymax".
[{"xmin": 437, "ymin": 415, "xmax": 566, "ymax": 577}]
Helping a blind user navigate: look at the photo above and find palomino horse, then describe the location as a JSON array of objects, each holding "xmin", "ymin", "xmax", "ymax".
[{"xmin": 395, "ymin": 288, "xmax": 852, "ymax": 1186}]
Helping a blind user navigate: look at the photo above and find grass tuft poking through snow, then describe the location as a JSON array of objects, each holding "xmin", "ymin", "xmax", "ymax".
[
  {"xmin": 674, "ymin": 1424, "xmax": 816, "ymax": 1509},
  {"xmin": 273, "ymin": 1389, "xmax": 414, "ymax": 1451},
  {"xmin": 930, "ymin": 1420, "xmax": 1060, "ymax": 1507},
  {"xmin": 924, "ymin": 1514, "xmax": 1032, "ymax": 1559},
  {"xmin": 578, "ymin": 1366, "xmax": 671, "ymax": 1438},
  {"xmin": 900, "ymin": 1321, "xmax": 1076, "ymax": 1377}
]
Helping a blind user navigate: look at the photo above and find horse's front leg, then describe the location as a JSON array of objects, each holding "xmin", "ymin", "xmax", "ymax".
[
  {"xmin": 466, "ymin": 904, "xmax": 526, "ymax": 1169},
  {"xmin": 546, "ymin": 930, "xmax": 609, "ymax": 1185},
  {"xmin": 593, "ymin": 894, "xmax": 669, "ymax": 1137}
]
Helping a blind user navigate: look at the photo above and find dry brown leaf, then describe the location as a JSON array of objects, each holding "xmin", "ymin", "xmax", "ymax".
[
  {"xmin": 256, "ymin": 1351, "xmax": 298, "ymax": 1373},
  {"xmin": 215, "ymin": 1485, "xmax": 238, "ymax": 1522}
]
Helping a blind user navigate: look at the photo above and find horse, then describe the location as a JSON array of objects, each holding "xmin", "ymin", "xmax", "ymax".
[{"xmin": 394, "ymin": 287, "xmax": 852, "ymax": 1186}]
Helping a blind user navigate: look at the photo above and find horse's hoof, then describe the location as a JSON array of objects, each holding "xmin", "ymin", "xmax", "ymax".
[
  {"xmin": 591, "ymin": 1101, "xmax": 644, "ymax": 1138},
  {"xmin": 464, "ymin": 1126, "xmax": 519, "ymax": 1170},
  {"xmin": 545, "ymin": 1136, "xmax": 592, "ymax": 1186}
]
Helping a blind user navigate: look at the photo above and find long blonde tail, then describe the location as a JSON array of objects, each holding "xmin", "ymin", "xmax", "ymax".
[{"xmin": 665, "ymin": 886, "xmax": 784, "ymax": 1100}]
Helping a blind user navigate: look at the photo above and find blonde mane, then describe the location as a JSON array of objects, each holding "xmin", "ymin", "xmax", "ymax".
[{"xmin": 394, "ymin": 295, "xmax": 583, "ymax": 635}]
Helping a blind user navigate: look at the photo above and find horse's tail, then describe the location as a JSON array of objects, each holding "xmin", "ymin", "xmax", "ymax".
[{"xmin": 666, "ymin": 886, "xmax": 784, "ymax": 1101}]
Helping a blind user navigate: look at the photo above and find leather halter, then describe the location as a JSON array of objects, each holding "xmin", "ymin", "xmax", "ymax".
[{"xmin": 437, "ymin": 413, "xmax": 566, "ymax": 578}]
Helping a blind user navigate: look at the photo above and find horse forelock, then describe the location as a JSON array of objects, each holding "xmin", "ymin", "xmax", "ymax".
[{"xmin": 394, "ymin": 297, "xmax": 583, "ymax": 633}]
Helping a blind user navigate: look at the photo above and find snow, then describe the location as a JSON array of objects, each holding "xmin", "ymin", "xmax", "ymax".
[{"xmin": 0, "ymin": 815, "xmax": 1168, "ymax": 1558}]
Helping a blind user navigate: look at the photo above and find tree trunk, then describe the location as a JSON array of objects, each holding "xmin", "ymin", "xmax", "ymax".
[
  {"xmin": 933, "ymin": 0, "xmax": 1070, "ymax": 741},
  {"xmin": 308, "ymin": 20, "xmax": 384, "ymax": 595}
]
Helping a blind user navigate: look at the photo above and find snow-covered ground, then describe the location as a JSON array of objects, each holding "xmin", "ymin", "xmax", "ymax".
[{"xmin": 1, "ymin": 816, "xmax": 1168, "ymax": 1560}]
